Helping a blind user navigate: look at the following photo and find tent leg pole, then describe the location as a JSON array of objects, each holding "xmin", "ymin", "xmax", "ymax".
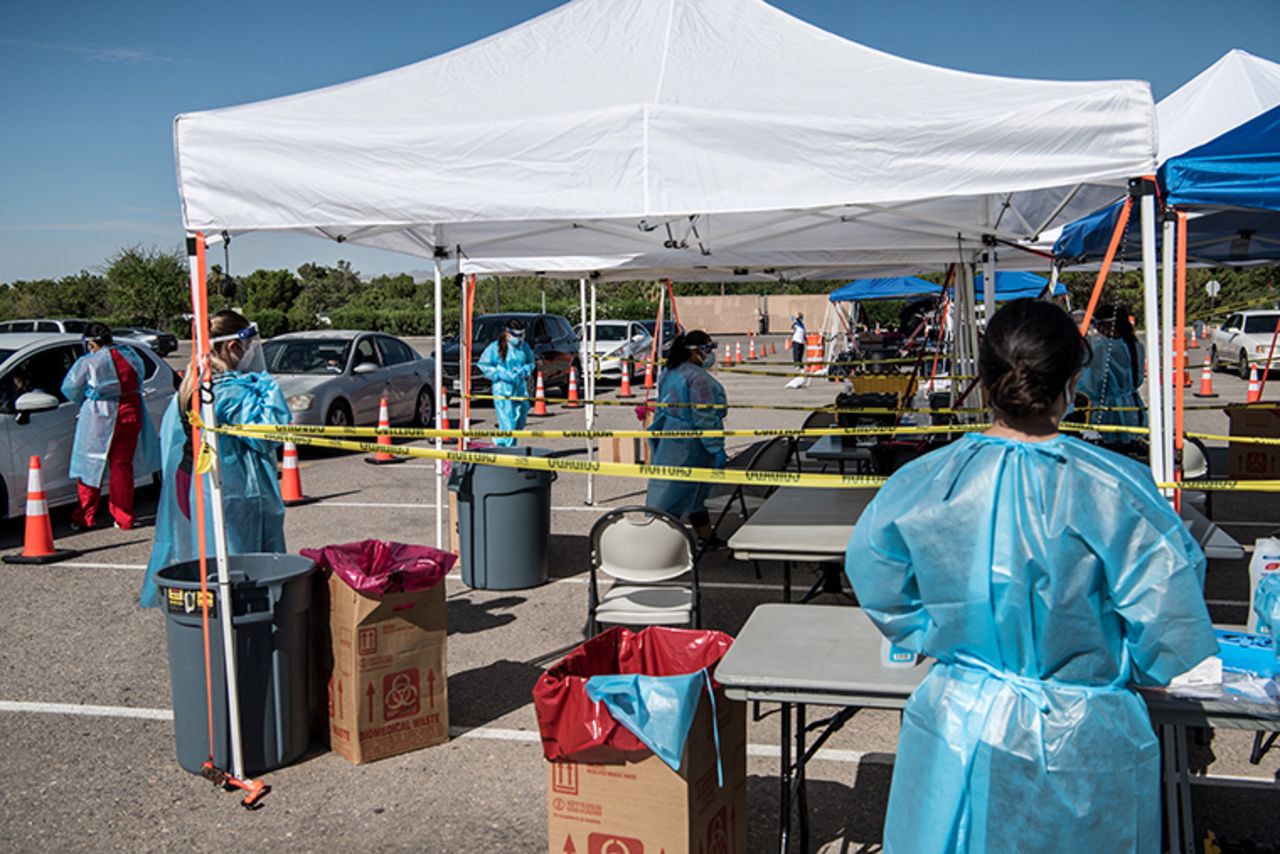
[
  {"xmin": 1139, "ymin": 189, "xmax": 1166, "ymax": 491},
  {"xmin": 433, "ymin": 238, "xmax": 444, "ymax": 547},
  {"xmin": 587, "ymin": 279, "xmax": 598, "ymax": 507},
  {"xmin": 1161, "ymin": 214, "xmax": 1177, "ymax": 494}
]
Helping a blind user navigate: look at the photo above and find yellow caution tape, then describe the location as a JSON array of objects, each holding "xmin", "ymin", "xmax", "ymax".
[
  {"xmin": 194, "ymin": 441, "xmax": 215, "ymax": 475},
  {"xmin": 229, "ymin": 422, "xmax": 992, "ymax": 441}
]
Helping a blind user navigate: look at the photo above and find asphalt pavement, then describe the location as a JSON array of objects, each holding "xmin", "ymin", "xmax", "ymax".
[{"xmin": 1, "ymin": 335, "xmax": 1276, "ymax": 852}]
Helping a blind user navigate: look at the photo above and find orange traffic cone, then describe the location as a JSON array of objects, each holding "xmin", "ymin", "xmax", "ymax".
[
  {"xmin": 365, "ymin": 393, "xmax": 404, "ymax": 465},
  {"xmin": 748, "ymin": 338, "xmax": 757, "ymax": 360},
  {"xmin": 734, "ymin": 342, "xmax": 742, "ymax": 365},
  {"xmin": 770, "ymin": 341, "xmax": 777, "ymax": 356},
  {"xmin": 4, "ymin": 457, "xmax": 78, "ymax": 564},
  {"xmin": 1195, "ymin": 355, "xmax": 1217, "ymax": 398},
  {"xmin": 440, "ymin": 389, "xmax": 451, "ymax": 430},
  {"xmin": 723, "ymin": 343, "xmax": 731, "ymax": 365},
  {"xmin": 1247, "ymin": 366, "xmax": 1262, "ymax": 403},
  {"xmin": 1189, "ymin": 330, "xmax": 1199, "ymax": 349},
  {"xmin": 565, "ymin": 366, "xmax": 582, "ymax": 408},
  {"xmin": 279, "ymin": 441, "xmax": 317, "ymax": 507},
  {"xmin": 643, "ymin": 359, "xmax": 655, "ymax": 390},
  {"xmin": 530, "ymin": 371, "xmax": 550, "ymax": 416},
  {"xmin": 618, "ymin": 360, "xmax": 633, "ymax": 398}
]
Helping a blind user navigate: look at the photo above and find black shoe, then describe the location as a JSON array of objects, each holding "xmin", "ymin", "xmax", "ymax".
[
  {"xmin": 700, "ymin": 536, "xmax": 728, "ymax": 552},
  {"xmin": 69, "ymin": 520, "xmax": 89, "ymax": 533}
]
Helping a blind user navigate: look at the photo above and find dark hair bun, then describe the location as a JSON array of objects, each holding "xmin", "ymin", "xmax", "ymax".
[{"xmin": 979, "ymin": 299, "xmax": 1087, "ymax": 418}]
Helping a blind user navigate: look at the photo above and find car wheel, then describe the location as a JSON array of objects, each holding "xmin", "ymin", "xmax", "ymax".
[
  {"xmin": 325, "ymin": 400, "xmax": 353, "ymax": 428},
  {"xmin": 413, "ymin": 386, "xmax": 436, "ymax": 427},
  {"xmin": 1240, "ymin": 351, "xmax": 1252, "ymax": 381}
]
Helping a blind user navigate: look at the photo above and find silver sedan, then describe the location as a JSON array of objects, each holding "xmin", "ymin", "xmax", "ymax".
[{"xmin": 263, "ymin": 331, "xmax": 437, "ymax": 427}]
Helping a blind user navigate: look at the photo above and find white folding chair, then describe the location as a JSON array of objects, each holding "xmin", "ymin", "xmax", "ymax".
[{"xmin": 587, "ymin": 506, "xmax": 700, "ymax": 637}]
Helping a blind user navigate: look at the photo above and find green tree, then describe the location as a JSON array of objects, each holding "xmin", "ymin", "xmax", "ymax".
[{"xmin": 105, "ymin": 246, "xmax": 189, "ymax": 329}]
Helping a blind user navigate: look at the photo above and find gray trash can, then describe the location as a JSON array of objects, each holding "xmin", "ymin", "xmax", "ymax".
[
  {"xmin": 448, "ymin": 447, "xmax": 555, "ymax": 590},
  {"xmin": 156, "ymin": 553, "xmax": 316, "ymax": 776}
]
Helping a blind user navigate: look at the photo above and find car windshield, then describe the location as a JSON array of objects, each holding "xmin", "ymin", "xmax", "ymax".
[
  {"xmin": 1244, "ymin": 315, "xmax": 1280, "ymax": 334},
  {"xmin": 580, "ymin": 325, "xmax": 630, "ymax": 342},
  {"xmin": 263, "ymin": 339, "xmax": 353, "ymax": 374},
  {"xmin": 472, "ymin": 317, "xmax": 518, "ymax": 348}
]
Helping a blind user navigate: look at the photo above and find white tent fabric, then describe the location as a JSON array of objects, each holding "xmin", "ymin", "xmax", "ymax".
[
  {"xmin": 175, "ymin": 0, "xmax": 1157, "ymax": 280},
  {"xmin": 1155, "ymin": 49, "xmax": 1280, "ymax": 164}
]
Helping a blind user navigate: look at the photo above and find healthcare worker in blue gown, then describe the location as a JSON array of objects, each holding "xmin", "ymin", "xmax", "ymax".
[
  {"xmin": 846, "ymin": 299, "xmax": 1216, "ymax": 853},
  {"xmin": 477, "ymin": 318, "xmax": 536, "ymax": 448},
  {"xmin": 645, "ymin": 331, "xmax": 727, "ymax": 545},
  {"xmin": 1077, "ymin": 303, "xmax": 1146, "ymax": 439},
  {"xmin": 140, "ymin": 311, "xmax": 290, "ymax": 608}
]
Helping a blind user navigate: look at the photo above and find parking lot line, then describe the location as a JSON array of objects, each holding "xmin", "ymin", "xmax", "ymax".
[{"xmin": 2, "ymin": 699, "xmax": 1273, "ymax": 785}]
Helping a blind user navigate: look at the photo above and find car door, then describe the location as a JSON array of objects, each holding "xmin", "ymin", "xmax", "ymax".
[
  {"xmin": 1219, "ymin": 314, "xmax": 1242, "ymax": 353},
  {"xmin": 376, "ymin": 336, "xmax": 424, "ymax": 423},
  {"xmin": 0, "ymin": 343, "xmax": 84, "ymax": 514},
  {"xmin": 347, "ymin": 335, "xmax": 388, "ymax": 424},
  {"xmin": 531, "ymin": 318, "xmax": 561, "ymax": 384}
]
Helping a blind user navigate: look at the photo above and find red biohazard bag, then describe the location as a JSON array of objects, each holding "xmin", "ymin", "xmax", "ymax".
[
  {"xmin": 300, "ymin": 539, "xmax": 455, "ymax": 597},
  {"xmin": 532, "ymin": 625, "xmax": 734, "ymax": 762}
]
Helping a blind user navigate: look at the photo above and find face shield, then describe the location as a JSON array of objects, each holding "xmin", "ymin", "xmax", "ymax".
[
  {"xmin": 211, "ymin": 323, "xmax": 265, "ymax": 373},
  {"xmin": 506, "ymin": 326, "xmax": 525, "ymax": 341}
]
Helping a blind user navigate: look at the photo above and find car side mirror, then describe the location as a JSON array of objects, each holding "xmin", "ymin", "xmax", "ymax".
[
  {"xmin": 14, "ymin": 391, "xmax": 59, "ymax": 425},
  {"xmin": 632, "ymin": 333, "xmax": 647, "ymax": 342},
  {"xmin": 353, "ymin": 362, "xmax": 379, "ymax": 375}
]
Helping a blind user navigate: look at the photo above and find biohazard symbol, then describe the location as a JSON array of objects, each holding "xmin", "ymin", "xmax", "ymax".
[
  {"xmin": 382, "ymin": 668, "xmax": 420, "ymax": 721},
  {"xmin": 587, "ymin": 833, "xmax": 643, "ymax": 854}
]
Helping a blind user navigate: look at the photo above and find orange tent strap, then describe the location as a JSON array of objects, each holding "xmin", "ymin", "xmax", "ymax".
[{"xmin": 1079, "ymin": 196, "xmax": 1133, "ymax": 336}]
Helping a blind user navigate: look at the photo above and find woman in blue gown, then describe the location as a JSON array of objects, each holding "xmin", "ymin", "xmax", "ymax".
[
  {"xmin": 1077, "ymin": 304, "xmax": 1146, "ymax": 439},
  {"xmin": 644, "ymin": 331, "xmax": 727, "ymax": 544},
  {"xmin": 845, "ymin": 299, "xmax": 1216, "ymax": 853},
  {"xmin": 141, "ymin": 311, "xmax": 290, "ymax": 607},
  {"xmin": 477, "ymin": 319, "xmax": 537, "ymax": 448}
]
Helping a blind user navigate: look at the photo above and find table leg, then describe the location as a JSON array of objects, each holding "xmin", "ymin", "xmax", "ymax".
[
  {"xmin": 1175, "ymin": 725, "xmax": 1194, "ymax": 854},
  {"xmin": 779, "ymin": 702, "xmax": 792, "ymax": 854},
  {"xmin": 1161, "ymin": 725, "xmax": 1181, "ymax": 854},
  {"xmin": 797, "ymin": 703, "xmax": 809, "ymax": 852}
]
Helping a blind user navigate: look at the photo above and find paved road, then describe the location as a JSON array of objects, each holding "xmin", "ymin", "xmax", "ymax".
[{"xmin": 1, "ymin": 336, "xmax": 1276, "ymax": 852}]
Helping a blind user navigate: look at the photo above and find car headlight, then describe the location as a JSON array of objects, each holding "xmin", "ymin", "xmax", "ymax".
[{"xmin": 287, "ymin": 393, "xmax": 315, "ymax": 411}]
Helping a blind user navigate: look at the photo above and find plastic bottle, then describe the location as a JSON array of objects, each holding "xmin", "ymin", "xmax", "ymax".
[{"xmin": 1248, "ymin": 536, "xmax": 1280, "ymax": 633}]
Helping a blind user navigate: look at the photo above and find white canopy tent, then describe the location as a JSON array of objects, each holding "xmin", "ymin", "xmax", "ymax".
[{"xmin": 175, "ymin": 0, "xmax": 1168, "ymax": 548}]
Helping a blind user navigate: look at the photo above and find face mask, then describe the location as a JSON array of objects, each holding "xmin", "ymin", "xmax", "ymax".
[
  {"xmin": 702, "ymin": 348, "xmax": 716, "ymax": 368},
  {"xmin": 507, "ymin": 329, "xmax": 524, "ymax": 341}
]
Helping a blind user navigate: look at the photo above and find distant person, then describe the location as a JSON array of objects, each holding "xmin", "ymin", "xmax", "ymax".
[
  {"xmin": 478, "ymin": 319, "xmax": 536, "ymax": 448},
  {"xmin": 846, "ymin": 298, "xmax": 1215, "ymax": 853},
  {"xmin": 141, "ymin": 311, "xmax": 289, "ymax": 608},
  {"xmin": 791, "ymin": 313, "xmax": 806, "ymax": 366},
  {"xmin": 61, "ymin": 323, "xmax": 159, "ymax": 531},
  {"xmin": 645, "ymin": 331, "xmax": 726, "ymax": 546},
  {"xmin": 1078, "ymin": 304, "xmax": 1146, "ymax": 440}
]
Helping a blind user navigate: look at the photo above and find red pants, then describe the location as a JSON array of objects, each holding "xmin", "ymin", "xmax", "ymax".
[{"xmin": 75, "ymin": 411, "xmax": 141, "ymax": 529}]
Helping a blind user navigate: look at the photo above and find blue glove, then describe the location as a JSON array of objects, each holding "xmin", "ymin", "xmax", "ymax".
[{"xmin": 713, "ymin": 449, "xmax": 728, "ymax": 469}]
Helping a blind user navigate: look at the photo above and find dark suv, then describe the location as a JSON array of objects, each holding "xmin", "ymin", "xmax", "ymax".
[{"xmin": 442, "ymin": 313, "xmax": 581, "ymax": 396}]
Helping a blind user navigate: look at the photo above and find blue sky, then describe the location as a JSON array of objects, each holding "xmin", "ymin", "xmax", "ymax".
[{"xmin": 2, "ymin": 0, "xmax": 1277, "ymax": 283}]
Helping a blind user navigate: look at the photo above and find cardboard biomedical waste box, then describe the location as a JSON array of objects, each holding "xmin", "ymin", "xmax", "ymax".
[
  {"xmin": 306, "ymin": 541, "xmax": 454, "ymax": 764},
  {"xmin": 1229, "ymin": 407, "xmax": 1280, "ymax": 479},
  {"xmin": 535, "ymin": 627, "xmax": 747, "ymax": 854}
]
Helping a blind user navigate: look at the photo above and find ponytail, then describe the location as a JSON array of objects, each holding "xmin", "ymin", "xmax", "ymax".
[
  {"xmin": 665, "ymin": 334, "xmax": 690, "ymax": 370},
  {"xmin": 179, "ymin": 310, "xmax": 252, "ymax": 416}
]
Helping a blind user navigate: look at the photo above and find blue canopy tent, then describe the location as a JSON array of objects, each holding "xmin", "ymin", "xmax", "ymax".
[
  {"xmin": 973, "ymin": 271, "xmax": 1065, "ymax": 301},
  {"xmin": 828, "ymin": 276, "xmax": 942, "ymax": 302},
  {"xmin": 1055, "ymin": 105, "xmax": 1280, "ymax": 265}
]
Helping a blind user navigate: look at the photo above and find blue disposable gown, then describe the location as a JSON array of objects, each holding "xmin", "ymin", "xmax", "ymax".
[
  {"xmin": 644, "ymin": 362, "xmax": 727, "ymax": 519},
  {"xmin": 477, "ymin": 338, "xmax": 536, "ymax": 447},
  {"xmin": 1077, "ymin": 336, "xmax": 1146, "ymax": 434},
  {"xmin": 140, "ymin": 371, "xmax": 291, "ymax": 607},
  {"xmin": 845, "ymin": 433, "xmax": 1217, "ymax": 853},
  {"xmin": 61, "ymin": 346, "xmax": 161, "ymax": 488}
]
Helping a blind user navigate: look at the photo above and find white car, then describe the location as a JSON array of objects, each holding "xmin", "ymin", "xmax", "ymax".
[
  {"xmin": 0, "ymin": 333, "xmax": 177, "ymax": 520},
  {"xmin": 1210, "ymin": 310, "xmax": 1280, "ymax": 379},
  {"xmin": 573, "ymin": 320, "xmax": 653, "ymax": 380}
]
